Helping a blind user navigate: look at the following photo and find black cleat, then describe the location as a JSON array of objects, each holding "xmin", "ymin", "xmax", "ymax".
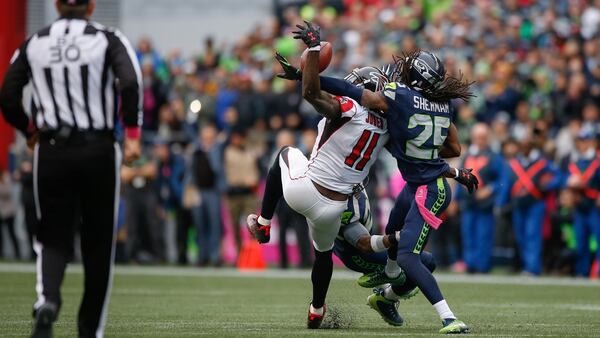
[{"xmin": 31, "ymin": 303, "xmax": 57, "ymax": 338}]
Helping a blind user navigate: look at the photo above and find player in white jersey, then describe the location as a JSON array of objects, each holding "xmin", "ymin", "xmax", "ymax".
[
  {"xmin": 246, "ymin": 23, "xmax": 401, "ymax": 329},
  {"xmin": 305, "ymin": 94, "xmax": 388, "ymax": 195},
  {"xmin": 275, "ymin": 93, "xmax": 388, "ymax": 253}
]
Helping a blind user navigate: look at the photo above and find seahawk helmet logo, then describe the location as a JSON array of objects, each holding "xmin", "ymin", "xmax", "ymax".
[{"xmin": 409, "ymin": 51, "xmax": 445, "ymax": 90}]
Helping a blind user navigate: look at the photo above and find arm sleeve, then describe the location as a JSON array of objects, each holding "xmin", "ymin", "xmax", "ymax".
[
  {"xmin": 319, "ymin": 76, "xmax": 364, "ymax": 102},
  {"xmin": 104, "ymin": 29, "xmax": 143, "ymax": 129},
  {"xmin": 0, "ymin": 40, "xmax": 34, "ymax": 137},
  {"xmin": 342, "ymin": 221, "xmax": 370, "ymax": 248}
]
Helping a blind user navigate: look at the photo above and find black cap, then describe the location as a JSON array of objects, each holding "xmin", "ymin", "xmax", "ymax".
[{"xmin": 60, "ymin": 0, "xmax": 90, "ymax": 5}]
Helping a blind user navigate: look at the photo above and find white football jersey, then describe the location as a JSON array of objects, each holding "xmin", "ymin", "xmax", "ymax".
[{"xmin": 306, "ymin": 96, "xmax": 389, "ymax": 194}]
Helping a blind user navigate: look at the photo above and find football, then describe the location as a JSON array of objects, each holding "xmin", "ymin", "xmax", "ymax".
[{"xmin": 300, "ymin": 41, "xmax": 333, "ymax": 73}]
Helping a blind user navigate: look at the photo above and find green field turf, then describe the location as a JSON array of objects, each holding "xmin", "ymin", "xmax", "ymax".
[{"xmin": 1, "ymin": 264, "xmax": 599, "ymax": 337}]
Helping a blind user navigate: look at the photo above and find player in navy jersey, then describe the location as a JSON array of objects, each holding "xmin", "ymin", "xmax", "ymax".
[
  {"xmin": 317, "ymin": 47, "xmax": 478, "ymax": 333},
  {"xmin": 333, "ymin": 190, "xmax": 437, "ymax": 326}
]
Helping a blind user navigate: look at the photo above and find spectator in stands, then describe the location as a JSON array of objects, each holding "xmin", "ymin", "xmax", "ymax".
[
  {"xmin": 190, "ymin": 124, "xmax": 226, "ymax": 266},
  {"xmin": 196, "ymin": 37, "xmax": 221, "ymax": 73},
  {"xmin": 561, "ymin": 126, "xmax": 600, "ymax": 276},
  {"xmin": 224, "ymin": 128, "xmax": 260, "ymax": 255},
  {"xmin": 121, "ymin": 146, "xmax": 164, "ymax": 263},
  {"xmin": 154, "ymin": 141, "xmax": 186, "ymax": 263},
  {"xmin": 498, "ymin": 129, "xmax": 562, "ymax": 275},
  {"xmin": 458, "ymin": 123, "xmax": 503, "ymax": 273},
  {"xmin": 547, "ymin": 189, "xmax": 577, "ymax": 275},
  {"xmin": 136, "ymin": 37, "xmax": 169, "ymax": 83},
  {"xmin": 141, "ymin": 60, "xmax": 169, "ymax": 132}
]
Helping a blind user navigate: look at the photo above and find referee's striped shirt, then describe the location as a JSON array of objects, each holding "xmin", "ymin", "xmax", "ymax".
[{"xmin": 0, "ymin": 18, "xmax": 142, "ymax": 137}]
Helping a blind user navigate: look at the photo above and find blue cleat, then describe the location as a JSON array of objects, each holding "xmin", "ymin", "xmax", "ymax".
[{"xmin": 367, "ymin": 288, "xmax": 403, "ymax": 326}]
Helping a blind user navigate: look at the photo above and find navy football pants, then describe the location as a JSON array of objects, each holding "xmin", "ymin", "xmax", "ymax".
[{"xmin": 385, "ymin": 177, "xmax": 451, "ymax": 305}]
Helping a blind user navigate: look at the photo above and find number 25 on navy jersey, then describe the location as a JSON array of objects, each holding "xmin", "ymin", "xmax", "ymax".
[
  {"xmin": 384, "ymin": 82, "xmax": 453, "ymax": 160},
  {"xmin": 383, "ymin": 82, "xmax": 453, "ymax": 184}
]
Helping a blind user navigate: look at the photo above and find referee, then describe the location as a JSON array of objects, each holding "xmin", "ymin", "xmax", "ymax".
[{"xmin": 0, "ymin": 1, "xmax": 142, "ymax": 337}]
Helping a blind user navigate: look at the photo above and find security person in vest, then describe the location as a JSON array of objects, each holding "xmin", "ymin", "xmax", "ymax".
[
  {"xmin": 458, "ymin": 123, "xmax": 503, "ymax": 273},
  {"xmin": 562, "ymin": 125, "xmax": 600, "ymax": 276},
  {"xmin": 0, "ymin": 1, "xmax": 142, "ymax": 337},
  {"xmin": 498, "ymin": 128, "xmax": 561, "ymax": 275}
]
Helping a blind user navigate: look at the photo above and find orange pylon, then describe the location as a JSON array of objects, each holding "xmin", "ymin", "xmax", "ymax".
[{"xmin": 237, "ymin": 240, "xmax": 267, "ymax": 271}]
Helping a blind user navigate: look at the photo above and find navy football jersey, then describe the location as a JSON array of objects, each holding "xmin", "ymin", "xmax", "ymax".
[{"xmin": 383, "ymin": 82, "xmax": 453, "ymax": 184}]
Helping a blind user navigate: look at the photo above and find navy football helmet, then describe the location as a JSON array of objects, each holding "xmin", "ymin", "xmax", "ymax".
[
  {"xmin": 344, "ymin": 66, "xmax": 390, "ymax": 92},
  {"xmin": 407, "ymin": 51, "xmax": 445, "ymax": 93}
]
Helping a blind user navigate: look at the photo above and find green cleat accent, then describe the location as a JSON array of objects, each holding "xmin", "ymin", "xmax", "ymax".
[
  {"xmin": 367, "ymin": 288, "xmax": 403, "ymax": 326},
  {"xmin": 398, "ymin": 287, "xmax": 420, "ymax": 300},
  {"xmin": 439, "ymin": 318, "xmax": 470, "ymax": 334},
  {"xmin": 357, "ymin": 270, "xmax": 406, "ymax": 288}
]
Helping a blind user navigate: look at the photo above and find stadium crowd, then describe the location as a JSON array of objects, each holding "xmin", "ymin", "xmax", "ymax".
[{"xmin": 2, "ymin": 0, "xmax": 600, "ymax": 278}]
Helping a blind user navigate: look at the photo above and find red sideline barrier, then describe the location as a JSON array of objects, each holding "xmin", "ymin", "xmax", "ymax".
[{"xmin": 0, "ymin": 0, "xmax": 26, "ymax": 170}]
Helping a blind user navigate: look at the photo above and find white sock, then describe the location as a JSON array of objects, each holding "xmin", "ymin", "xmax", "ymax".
[
  {"xmin": 310, "ymin": 304, "xmax": 324, "ymax": 315},
  {"xmin": 385, "ymin": 258, "xmax": 400, "ymax": 278},
  {"xmin": 383, "ymin": 284, "xmax": 400, "ymax": 301},
  {"xmin": 433, "ymin": 299, "xmax": 456, "ymax": 320},
  {"xmin": 257, "ymin": 216, "xmax": 271, "ymax": 226}
]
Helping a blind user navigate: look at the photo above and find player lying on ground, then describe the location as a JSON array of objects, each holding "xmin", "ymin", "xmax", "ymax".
[
  {"xmin": 333, "ymin": 190, "xmax": 437, "ymax": 326},
  {"xmin": 308, "ymin": 28, "xmax": 478, "ymax": 332}
]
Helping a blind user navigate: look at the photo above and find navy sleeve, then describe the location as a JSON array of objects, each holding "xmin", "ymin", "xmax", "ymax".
[{"xmin": 319, "ymin": 76, "xmax": 364, "ymax": 102}]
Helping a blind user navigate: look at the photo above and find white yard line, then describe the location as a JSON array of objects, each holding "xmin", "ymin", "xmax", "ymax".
[{"xmin": 0, "ymin": 263, "xmax": 599, "ymax": 287}]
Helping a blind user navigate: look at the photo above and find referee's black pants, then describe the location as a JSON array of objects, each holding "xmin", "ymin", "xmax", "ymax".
[{"xmin": 33, "ymin": 134, "xmax": 121, "ymax": 338}]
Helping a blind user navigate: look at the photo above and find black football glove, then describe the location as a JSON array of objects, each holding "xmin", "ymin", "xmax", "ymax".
[
  {"xmin": 455, "ymin": 168, "xmax": 479, "ymax": 194},
  {"xmin": 292, "ymin": 20, "xmax": 321, "ymax": 48},
  {"xmin": 275, "ymin": 52, "xmax": 302, "ymax": 81}
]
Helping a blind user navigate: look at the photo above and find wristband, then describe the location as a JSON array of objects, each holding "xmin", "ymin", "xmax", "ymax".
[
  {"xmin": 307, "ymin": 45, "xmax": 321, "ymax": 52},
  {"xmin": 370, "ymin": 235, "xmax": 387, "ymax": 252},
  {"xmin": 125, "ymin": 127, "xmax": 141, "ymax": 139},
  {"xmin": 454, "ymin": 168, "xmax": 459, "ymax": 179}
]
